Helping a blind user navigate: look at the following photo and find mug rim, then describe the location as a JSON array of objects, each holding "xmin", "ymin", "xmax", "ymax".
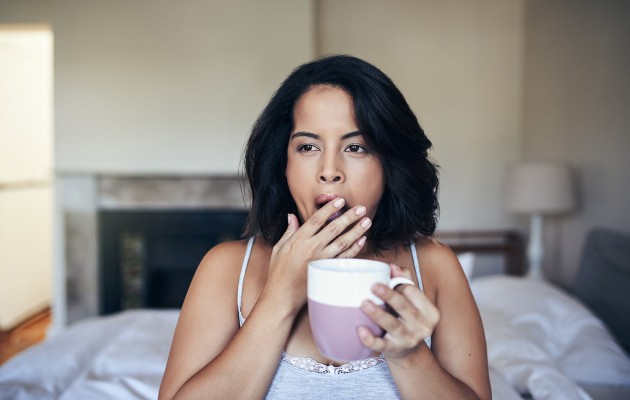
[{"xmin": 308, "ymin": 258, "xmax": 388, "ymax": 273}]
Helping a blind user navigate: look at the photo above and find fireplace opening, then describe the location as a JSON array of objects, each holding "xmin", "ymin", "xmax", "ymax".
[{"xmin": 99, "ymin": 209, "xmax": 248, "ymax": 314}]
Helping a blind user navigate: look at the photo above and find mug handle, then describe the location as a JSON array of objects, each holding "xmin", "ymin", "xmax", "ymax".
[{"xmin": 389, "ymin": 277, "xmax": 415, "ymax": 290}]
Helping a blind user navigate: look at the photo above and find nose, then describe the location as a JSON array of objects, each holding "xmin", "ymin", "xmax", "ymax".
[
  {"xmin": 320, "ymin": 174, "xmax": 342, "ymax": 183},
  {"xmin": 319, "ymin": 153, "xmax": 345, "ymax": 183}
]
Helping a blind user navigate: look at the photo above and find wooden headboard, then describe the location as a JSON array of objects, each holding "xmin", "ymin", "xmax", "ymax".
[{"xmin": 434, "ymin": 230, "xmax": 525, "ymax": 276}]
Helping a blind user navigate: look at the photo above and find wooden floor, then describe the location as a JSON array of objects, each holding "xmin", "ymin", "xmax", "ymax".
[{"xmin": 0, "ymin": 308, "xmax": 51, "ymax": 365}]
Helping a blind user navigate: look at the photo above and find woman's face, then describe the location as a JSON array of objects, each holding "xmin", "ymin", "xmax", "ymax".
[{"xmin": 286, "ymin": 85, "xmax": 385, "ymax": 224}]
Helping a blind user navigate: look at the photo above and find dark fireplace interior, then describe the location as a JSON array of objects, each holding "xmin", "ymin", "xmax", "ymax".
[{"xmin": 99, "ymin": 209, "xmax": 248, "ymax": 314}]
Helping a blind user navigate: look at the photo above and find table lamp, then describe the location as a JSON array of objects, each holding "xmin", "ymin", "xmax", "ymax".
[{"xmin": 504, "ymin": 161, "xmax": 575, "ymax": 279}]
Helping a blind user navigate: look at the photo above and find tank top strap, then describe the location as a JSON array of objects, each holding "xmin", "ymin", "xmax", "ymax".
[
  {"xmin": 410, "ymin": 239, "xmax": 432, "ymax": 348},
  {"xmin": 238, "ymin": 237, "xmax": 256, "ymax": 326},
  {"xmin": 410, "ymin": 239, "xmax": 424, "ymax": 292}
]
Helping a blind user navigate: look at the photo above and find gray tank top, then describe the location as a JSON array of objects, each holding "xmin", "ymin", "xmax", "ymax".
[{"xmin": 237, "ymin": 238, "xmax": 430, "ymax": 399}]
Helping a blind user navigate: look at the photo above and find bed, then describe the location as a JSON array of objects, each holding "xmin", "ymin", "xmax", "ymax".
[{"xmin": 1, "ymin": 228, "xmax": 629, "ymax": 399}]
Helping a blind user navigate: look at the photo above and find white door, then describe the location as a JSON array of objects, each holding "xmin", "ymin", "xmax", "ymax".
[{"xmin": 0, "ymin": 27, "xmax": 53, "ymax": 330}]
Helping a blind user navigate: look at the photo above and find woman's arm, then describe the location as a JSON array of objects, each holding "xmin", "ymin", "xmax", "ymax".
[
  {"xmin": 358, "ymin": 243, "xmax": 491, "ymax": 400},
  {"xmin": 158, "ymin": 240, "xmax": 297, "ymax": 400}
]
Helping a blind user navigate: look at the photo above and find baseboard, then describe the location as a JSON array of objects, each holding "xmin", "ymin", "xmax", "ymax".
[{"xmin": 0, "ymin": 305, "xmax": 51, "ymax": 337}]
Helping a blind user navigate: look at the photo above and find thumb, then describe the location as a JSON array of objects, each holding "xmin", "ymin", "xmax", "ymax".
[
  {"xmin": 276, "ymin": 213, "xmax": 299, "ymax": 247},
  {"xmin": 390, "ymin": 263, "xmax": 413, "ymax": 280}
]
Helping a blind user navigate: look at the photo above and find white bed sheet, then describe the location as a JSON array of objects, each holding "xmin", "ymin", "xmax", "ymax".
[
  {"xmin": 2, "ymin": 277, "xmax": 629, "ymax": 400},
  {"xmin": 0, "ymin": 309, "xmax": 524, "ymax": 400},
  {"xmin": 0, "ymin": 310, "xmax": 177, "ymax": 400},
  {"xmin": 472, "ymin": 276, "xmax": 630, "ymax": 400}
]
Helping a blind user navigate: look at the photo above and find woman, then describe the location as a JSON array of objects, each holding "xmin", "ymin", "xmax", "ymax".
[{"xmin": 159, "ymin": 55, "xmax": 491, "ymax": 399}]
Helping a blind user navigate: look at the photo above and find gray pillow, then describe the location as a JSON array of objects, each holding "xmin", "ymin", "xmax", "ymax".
[{"xmin": 574, "ymin": 227, "xmax": 630, "ymax": 353}]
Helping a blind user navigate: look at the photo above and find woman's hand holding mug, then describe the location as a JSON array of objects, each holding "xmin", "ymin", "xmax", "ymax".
[
  {"xmin": 307, "ymin": 259, "xmax": 414, "ymax": 362},
  {"xmin": 357, "ymin": 263, "xmax": 440, "ymax": 360}
]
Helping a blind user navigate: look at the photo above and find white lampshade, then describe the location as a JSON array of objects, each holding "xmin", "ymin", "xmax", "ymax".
[{"xmin": 504, "ymin": 161, "xmax": 575, "ymax": 214}]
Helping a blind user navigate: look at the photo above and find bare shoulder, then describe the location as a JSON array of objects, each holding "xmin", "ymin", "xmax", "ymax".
[
  {"xmin": 180, "ymin": 239, "xmax": 251, "ymax": 321},
  {"xmin": 415, "ymin": 236, "xmax": 461, "ymax": 274},
  {"xmin": 164, "ymin": 239, "xmax": 249, "ymax": 359},
  {"xmin": 414, "ymin": 237, "xmax": 469, "ymax": 297},
  {"xmin": 200, "ymin": 239, "xmax": 250, "ymax": 267},
  {"xmin": 192, "ymin": 239, "xmax": 250, "ymax": 282}
]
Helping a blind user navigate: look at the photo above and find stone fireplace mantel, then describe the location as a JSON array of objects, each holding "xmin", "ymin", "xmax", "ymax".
[{"xmin": 52, "ymin": 174, "xmax": 246, "ymax": 333}]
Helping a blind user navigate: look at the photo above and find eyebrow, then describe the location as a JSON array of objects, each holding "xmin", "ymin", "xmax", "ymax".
[{"xmin": 290, "ymin": 131, "xmax": 362, "ymax": 141}]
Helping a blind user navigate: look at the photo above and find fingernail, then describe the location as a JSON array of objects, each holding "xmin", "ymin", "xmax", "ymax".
[
  {"xmin": 362, "ymin": 300, "xmax": 375, "ymax": 312},
  {"xmin": 360, "ymin": 218, "xmax": 371, "ymax": 228},
  {"xmin": 373, "ymin": 284, "xmax": 387, "ymax": 295},
  {"xmin": 357, "ymin": 326, "xmax": 369, "ymax": 340},
  {"xmin": 287, "ymin": 214, "xmax": 291, "ymax": 224},
  {"xmin": 355, "ymin": 206, "xmax": 366, "ymax": 216},
  {"xmin": 357, "ymin": 236, "xmax": 367, "ymax": 247},
  {"xmin": 333, "ymin": 198, "xmax": 345, "ymax": 208}
]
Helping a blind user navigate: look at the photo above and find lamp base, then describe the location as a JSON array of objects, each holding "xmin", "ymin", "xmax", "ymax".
[
  {"xmin": 526, "ymin": 213, "xmax": 545, "ymax": 280},
  {"xmin": 526, "ymin": 265, "xmax": 544, "ymax": 280}
]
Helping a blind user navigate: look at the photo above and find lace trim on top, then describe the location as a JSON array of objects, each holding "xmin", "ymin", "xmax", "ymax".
[{"xmin": 281, "ymin": 352, "xmax": 386, "ymax": 374}]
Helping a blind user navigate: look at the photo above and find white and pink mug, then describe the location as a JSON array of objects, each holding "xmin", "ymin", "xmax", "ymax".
[{"xmin": 307, "ymin": 259, "xmax": 414, "ymax": 362}]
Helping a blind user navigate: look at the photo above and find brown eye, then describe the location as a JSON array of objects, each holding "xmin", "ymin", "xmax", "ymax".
[
  {"xmin": 345, "ymin": 144, "xmax": 367, "ymax": 153},
  {"xmin": 298, "ymin": 144, "xmax": 318, "ymax": 152}
]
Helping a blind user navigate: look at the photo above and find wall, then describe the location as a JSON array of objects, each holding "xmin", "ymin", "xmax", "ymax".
[
  {"xmin": 52, "ymin": 0, "xmax": 315, "ymax": 175},
  {"xmin": 0, "ymin": 0, "xmax": 49, "ymax": 24},
  {"xmin": 522, "ymin": 0, "xmax": 630, "ymax": 285},
  {"xmin": 51, "ymin": 0, "xmax": 526, "ymax": 224},
  {"xmin": 318, "ymin": 0, "xmax": 525, "ymax": 231}
]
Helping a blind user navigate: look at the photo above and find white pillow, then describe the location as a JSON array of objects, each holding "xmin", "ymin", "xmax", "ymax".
[{"xmin": 457, "ymin": 252, "xmax": 475, "ymax": 281}]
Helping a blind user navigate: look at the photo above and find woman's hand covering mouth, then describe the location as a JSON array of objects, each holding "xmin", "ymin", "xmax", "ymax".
[{"xmin": 314, "ymin": 194, "xmax": 348, "ymax": 223}]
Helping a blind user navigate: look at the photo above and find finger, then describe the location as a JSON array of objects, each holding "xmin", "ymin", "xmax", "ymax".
[
  {"xmin": 362, "ymin": 295, "xmax": 432, "ymax": 355},
  {"xmin": 357, "ymin": 326, "xmax": 389, "ymax": 353},
  {"xmin": 361, "ymin": 288, "xmax": 436, "ymax": 356},
  {"xmin": 371, "ymin": 284, "xmax": 420, "ymax": 327},
  {"xmin": 336, "ymin": 236, "xmax": 367, "ymax": 259},
  {"xmin": 324, "ymin": 213, "xmax": 372, "ymax": 257},
  {"xmin": 276, "ymin": 213, "xmax": 300, "ymax": 248},
  {"xmin": 393, "ymin": 284, "xmax": 438, "ymax": 322},
  {"xmin": 361, "ymin": 298, "xmax": 405, "ymax": 337},
  {"xmin": 374, "ymin": 283, "xmax": 440, "ymax": 340},
  {"xmin": 299, "ymin": 197, "xmax": 346, "ymax": 237},
  {"xmin": 390, "ymin": 263, "xmax": 413, "ymax": 280},
  {"xmin": 321, "ymin": 204, "xmax": 367, "ymax": 239}
]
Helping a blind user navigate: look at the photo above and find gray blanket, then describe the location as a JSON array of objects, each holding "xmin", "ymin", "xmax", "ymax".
[{"xmin": 574, "ymin": 227, "xmax": 630, "ymax": 353}]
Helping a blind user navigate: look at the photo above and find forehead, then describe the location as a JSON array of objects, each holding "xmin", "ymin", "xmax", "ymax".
[{"xmin": 293, "ymin": 85, "xmax": 356, "ymax": 127}]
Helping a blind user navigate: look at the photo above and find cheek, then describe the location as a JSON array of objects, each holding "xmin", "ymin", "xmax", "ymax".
[
  {"xmin": 356, "ymin": 162, "xmax": 385, "ymax": 214},
  {"xmin": 285, "ymin": 157, "xmax": 302, "ymax": 193},
  {"xmin": 367, "ymin": 180, "xmax": 385, "ymax": 212},
  {"xmin": 285, "ymin": 157, "xmax": 309, "ymax": 218}
]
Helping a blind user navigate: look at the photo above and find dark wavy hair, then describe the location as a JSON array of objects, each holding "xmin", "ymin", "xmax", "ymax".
[{"xmin": 242, "ymin": 55, "xmax": 439, "ymax": 250}]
